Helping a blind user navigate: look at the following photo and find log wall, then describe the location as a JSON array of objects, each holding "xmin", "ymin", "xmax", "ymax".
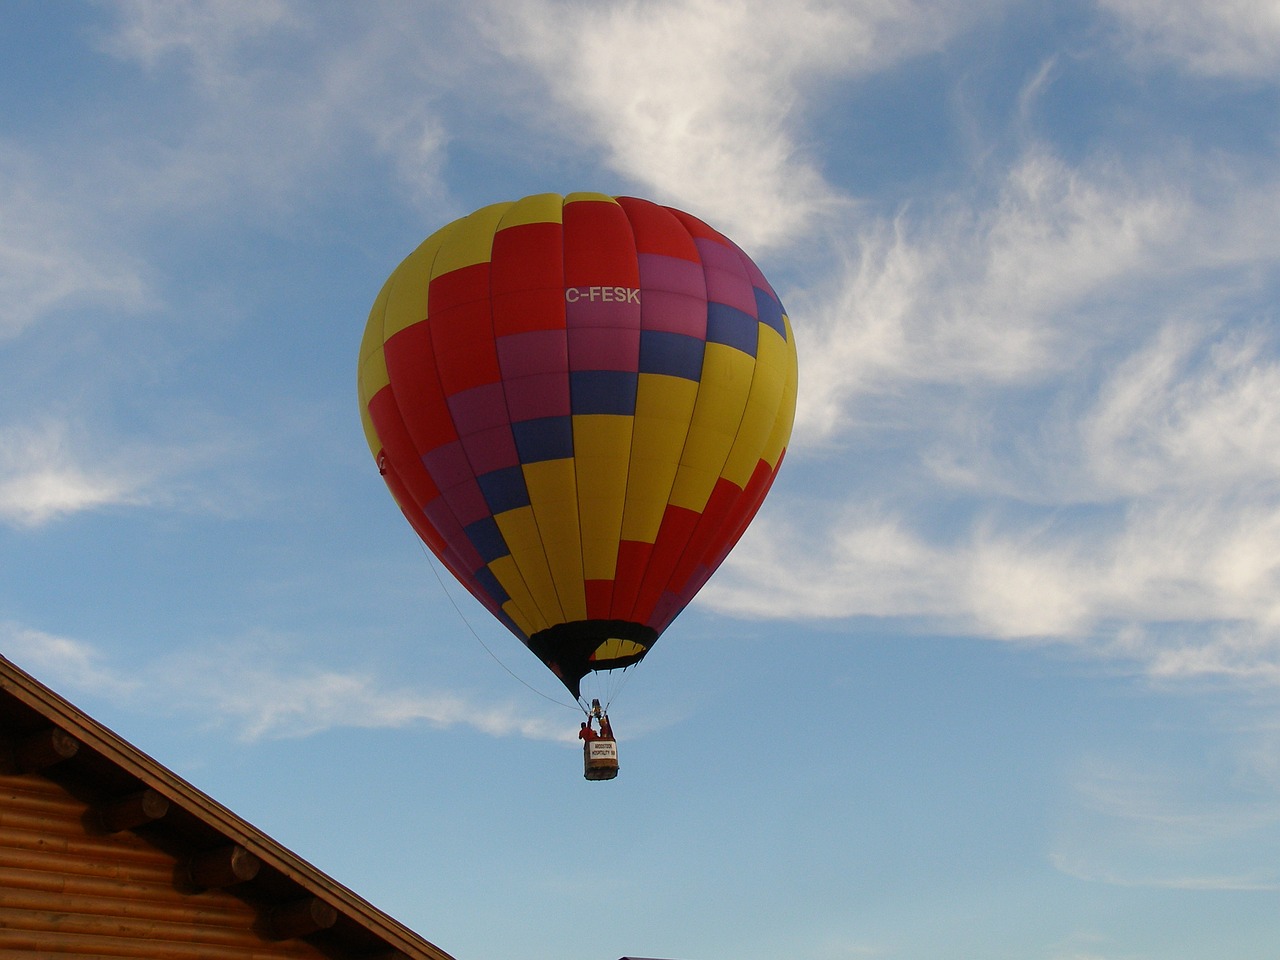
[{"xmin": 0, "ymin": 773, "xmax": 329, "ymax": 960}]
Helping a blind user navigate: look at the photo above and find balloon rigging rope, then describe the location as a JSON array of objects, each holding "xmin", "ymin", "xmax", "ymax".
[
  {"xmin": 418, "ymin": 544, "xmax": 580, "ymax": 712},
  {"xmin": 604, "ymin": 659, "xmax": 640, "ymax": 713}
]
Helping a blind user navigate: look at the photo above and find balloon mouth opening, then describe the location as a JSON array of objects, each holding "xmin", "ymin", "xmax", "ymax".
[
  {"xmin": 528, "ymin": 620, "xmax": 657, "ymax": 699},
  {"xmin": 589, "ymin": 638, "xmax": 648, "ymax": 662}
]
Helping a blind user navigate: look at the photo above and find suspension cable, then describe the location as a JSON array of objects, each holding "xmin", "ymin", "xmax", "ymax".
[{"xmin": 418, "ymin": 545, "xmax": 579, "ymax": 712}]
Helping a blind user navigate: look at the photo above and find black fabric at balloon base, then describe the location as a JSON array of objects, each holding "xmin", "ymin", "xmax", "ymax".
[{"xmin": 527, "ymin": 620, "xmax": 657, "ymax": 698}]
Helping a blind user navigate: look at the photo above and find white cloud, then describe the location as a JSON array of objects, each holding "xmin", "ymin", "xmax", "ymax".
[
  {"xmin": 1130, "ymin": 624, "xmax": 1280, "ymax": 685},
  {"xmin": 0, "ymin": 624, "xmax": 569, "ymax": 743},
  {"xmin": 0, "ymin": 421, "xmax": 153, "ymax": 527},
  {"xmin": 161, "ymin": 646, "xmax": 571, "ymax": 742},
  {"xmin": 80, "ymin": 1, "xmax": 460, "ymax": 220},
  {"xmin": 706, "ymin": 308, "xmax": 1280, "ymax": 684},
  {"xmin": 0, "ymin": 149, "xmax": 153, "ymax": 338},
  {"xmin": 792, "ymin": 149, "xmax": 1187, "ymax": 445},
  {"xmin": 492, "ymin": 0, "xmax": 988, "ymax": 251},
  {"xmin": 1083, "ymin": 324, "xmax": 1280, "ymax": 498},
  {"xmin": 1051, "ymin": 752, "xmax": 1280, "ymax": 890},
  {"xmin": 0, "ymin": 4, "xmax": 475, "ymax": 534},
  {"xmin": 1100, "ymin": 0, "xmax": 1280, "ymax": 78},
  {"xmin": 700, "ymin": 115, "xmax": 1280, "ymax": 687},
  {"xmin": 0, "ymin": 415, "xmax": 260, "ymax": 528},
  {"xmin": 97, "ymin": 0, "xmax": 297, "ymax": 86},
  {"xmin": 1050, "ymin": 850, "xmax": 1280, "ymax": 891},
  {"xmin": 706, "ymin": 504, "xmax": 1118, "ymax": 639},
  {"xmin": 1, "ymin": 624, "xmax": 141, "ymax": 701},
  {"xmin": 963, "ymin": 498, "xmax": 1280, "ymax": 645},
  {"xmin": 704, "ymin": 508, "xmax": 957, "ymax": 622},
  {"xmin": 0, "ymin": 467, "xmax": 136, "ymax": 528},
  {"xmin": 3, "ymin": 4, "xmax": 440, "ymax": 339}
]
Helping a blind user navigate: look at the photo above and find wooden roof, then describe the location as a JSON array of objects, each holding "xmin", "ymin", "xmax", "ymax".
[{"xmin": 0, "ymin": 654, "xmax": 457, "ymax": 960}]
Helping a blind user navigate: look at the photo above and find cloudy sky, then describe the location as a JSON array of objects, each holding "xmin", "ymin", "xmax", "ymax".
[{"xmin": 4, "ymin": 1, "xmax": 1280, "ymax": 958}]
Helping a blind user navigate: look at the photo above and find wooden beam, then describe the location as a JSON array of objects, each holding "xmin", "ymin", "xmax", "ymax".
[
  {"xmin": 183, "ymin": 844, "xmax": 261, "ymax": 890},
  {"xmin": 0, "ymin": 872, "xmax": 255, "ymax": 925},
  {"xmin": 263, "ymin": 896, "xmax": 338, "ymax": 940},
  {"xmin": 0, "ymin": 918, "xmax": 304, "ymax": 960},
  {"xmin": 96, "ymin": 788, "xmax": 169, "ymax": 833},
  {"xmin": 14, "ymin": 727, "xmax": 79, "ymax": 772}
]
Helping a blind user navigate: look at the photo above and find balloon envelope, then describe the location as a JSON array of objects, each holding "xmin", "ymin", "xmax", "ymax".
[{"xmin": 358, "ymin": 193, "xmax": 797, "ymax": 698}]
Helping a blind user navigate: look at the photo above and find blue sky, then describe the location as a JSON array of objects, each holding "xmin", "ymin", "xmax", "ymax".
[{"xmin": 3, "ymin": 1, "xmax": 1280, "ymax": 958}]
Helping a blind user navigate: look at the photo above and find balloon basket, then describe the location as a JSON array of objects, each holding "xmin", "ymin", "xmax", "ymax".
[{"xmin": 583, "ymin": 739, "xmax": 619, "ymax": 781}]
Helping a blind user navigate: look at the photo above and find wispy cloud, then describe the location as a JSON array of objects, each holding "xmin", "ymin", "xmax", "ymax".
[
  {"xmin": 1050, "ymin": 852, "xmax": 1280, "ymax": 891},
  {"xmin": 791, "ymin": 148, "xmax": 1188, "ymax": 444},
  {"xmin": 0, "ymin": 624, "xmax": 569, "ymax": 743},
  {"xmin": 709, "ymin": 353, "xmax": 1280, "ymax": 683},
  {"xmin": 1100, "ymin": 0, "xmax": 1280, "ymax": 78},
  {"xmin": 0, "ymin": 1, "xmax": 470, "ymax": 528},
  {"xmin": 97, "ymin": 0, "xmax": 297, "ymax": 82},
  {"xmin": 0, "ymin": 413, "xmax": 258, "ymax": 528},
  {"xmin": 492, "ymin": 0, "xmax": 989, "ymax": 250},
  {"xmin": 90, "ymin": 0, "xmax": 456, "ymax": 218},
  {"xmin": 1050, "ymin": 751, "xmax": 1280, "ymax": 890},
  {"xmin": 1082, "ymin": 323, "xmax": 1280, "ymax": 499},
  {"xmin": 0, "ymin": 624, "xmax": 141, "ymax": 701},
  {"xmin": 0, "ymin": 148, "xmax": 153, "ymax": 338},
  {"xmin": 703, "ymin": 131, "xmax": 1280, "ymax": 686},
  {"xmin": 0, "ymin": 420, "xmax": 154, "ymax": 527},
  {"xmin": 157, "ymin": 642, "xmax": 571, "ymax": 742}
]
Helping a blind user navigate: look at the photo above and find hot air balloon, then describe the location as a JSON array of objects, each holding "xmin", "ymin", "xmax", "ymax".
[{"xmin": 357, "ymin": 192, "xmax": 798, "ymax": 729}]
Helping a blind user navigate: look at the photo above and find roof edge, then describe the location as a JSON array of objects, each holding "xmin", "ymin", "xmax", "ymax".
[{"xmin": 0, "ymin": 655, "xmax": 456, "ymax": 960}]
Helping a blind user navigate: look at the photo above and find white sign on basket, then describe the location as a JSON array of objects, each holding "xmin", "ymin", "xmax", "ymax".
[{"xmin": 587, "ymin": 740, "xmax": 618, "ymax": 760}]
